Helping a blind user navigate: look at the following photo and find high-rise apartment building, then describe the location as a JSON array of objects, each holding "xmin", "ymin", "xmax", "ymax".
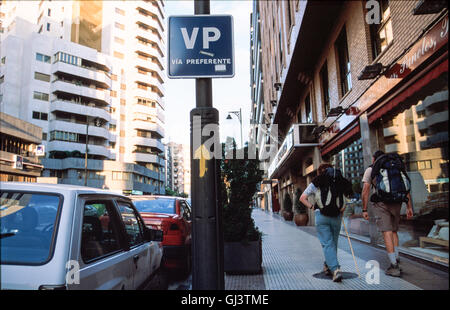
[
  {"xmin": 165, "ymin": 142, "xmax": 191, "ymax": 197},
  {"xmin": 0, "ymin": 0, "xmax": 166, "ymax": 195}
]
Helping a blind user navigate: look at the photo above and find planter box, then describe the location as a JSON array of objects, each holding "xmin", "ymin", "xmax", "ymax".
[{"xmin": 224, "ymin": 239, "xmax": 262, "ymax": 274}]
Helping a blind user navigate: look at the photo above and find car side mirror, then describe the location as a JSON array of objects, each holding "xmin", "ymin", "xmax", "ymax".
[{"xmin": 145, "ymin": 227, "xmax": 163, "ymax": 242}]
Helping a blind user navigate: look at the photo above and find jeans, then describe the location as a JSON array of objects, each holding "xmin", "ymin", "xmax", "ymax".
[{"xmin": 315, "ymin": 210, "xmax": 342, "ymax": 272}]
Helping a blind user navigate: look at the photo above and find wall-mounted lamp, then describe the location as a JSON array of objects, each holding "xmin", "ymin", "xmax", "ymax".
[
  {"xmin": 274, "ymin": 82, "xmax": 282, "ymax": 91},
  {"xmin": 358, "ymin": 63, "xmax": 388, "ymax": 80},
  {"xmin": 413, "ymin": 0, "xmax": 447, "ymax": 15},
  {"xmin": 327, "ymin": 106, "xmax": 345, "ymax": 117}
]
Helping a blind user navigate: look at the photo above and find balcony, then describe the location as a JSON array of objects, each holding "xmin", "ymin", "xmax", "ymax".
[
  {"xmin": 135, "ymin": 11, "xmax": 165, "ymax": 41},
  {"xmin": 383, "ymin": 126, "xmax": 398, "ymax": 138},
  {"xmin": 131, "ymin": 152, "xmax": 164, "ymax": 165},
  {"xmin": 51, "ymin": 80, "xmax": 110, "ymax": 105},
  {"xmin": 137, "ymin": 1, "xmax": 165, "ymax": 24},
  {"xmin": 133, "ymin": 137, "xmax": 164, "ymax": 152},
  {"xmin": 425, "ymin": 111, "xmax": 448, "ymax": 128},
  {"xmin": 132, "ymin": 120, "xmax": 164, "ymax": 137},
  {"xmin": 135, "ymin": 72, "xmax": 165, "ymax": 94},
  {"xmin": 135, "ymin": 56, "xmax": 162, "ymax": 73},
  {"xmin": 47, "ymin": 140, "xmax": 111, "ymax": 159},
  {"xmin": 49, "ymin": 120, "xmax": 110, "ymax": 140},
  {"xmin": 52, "ymin": 61, "xmax": 111, "ymax": 89},
  {"xmin": 133, "ymin": 87, "xmax": 163, "ymax": 103},
  {"xmin": 132, "ymin": 103, "xmax": 157, "ymax": 116},
  {"xmin": 50, "ymin": 100, "xmax": 111, "ymax": 122}
]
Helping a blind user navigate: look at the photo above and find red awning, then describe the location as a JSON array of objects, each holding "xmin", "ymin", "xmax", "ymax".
[
  {"xmin": 368, "ymin": 58, "xmax": 448, "ymax": 124},
  {"xmin": 320, "ymin": 124, "xmax": 360, "ymax": 157}
]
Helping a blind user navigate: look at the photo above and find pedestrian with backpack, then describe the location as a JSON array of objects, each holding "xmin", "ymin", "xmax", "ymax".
[
  {"xmin": 361, "ymin": 151, "xmax": 414, "ymax": 277},
  {"xmin": 300, "ymin": 163, "xmax": 354, "ymax": 282}
]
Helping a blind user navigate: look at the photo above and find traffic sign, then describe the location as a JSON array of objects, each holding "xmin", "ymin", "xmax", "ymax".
[{"xmin": 168, "ymin": 15, "xmax": 234, "ymax": 78}]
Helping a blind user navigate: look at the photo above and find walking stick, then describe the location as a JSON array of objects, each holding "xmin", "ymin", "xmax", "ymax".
[{"xmin": 341, "ymin": 217, "xmax": 361, "ymax": 278}]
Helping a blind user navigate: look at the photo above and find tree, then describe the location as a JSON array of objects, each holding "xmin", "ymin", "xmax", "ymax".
[{"xmin": 220, "ymin": 143, "xmax": 263, "ymax": 242}]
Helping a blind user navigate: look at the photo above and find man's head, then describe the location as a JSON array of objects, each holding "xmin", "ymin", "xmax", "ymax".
[
  {"xmin": 372, "ymin": 150, "xmax": 385, "ymax": 163},
  {"xmin": 318, "ymin": 163, "xmax": 333, "ymax": 176}
]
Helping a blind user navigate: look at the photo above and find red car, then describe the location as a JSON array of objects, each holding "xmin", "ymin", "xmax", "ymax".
[{"xmin": 131, "ymin": 195, "xmax": 192, "ymax": 274}]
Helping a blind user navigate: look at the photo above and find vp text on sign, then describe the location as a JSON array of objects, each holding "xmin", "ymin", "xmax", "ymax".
[{"xmin": 168, "ymin": 15, "xmax": 234, "ymax": 78}]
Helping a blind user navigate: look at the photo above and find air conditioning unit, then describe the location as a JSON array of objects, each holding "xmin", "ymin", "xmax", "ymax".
[{"xmin": 293, "ymin": 123, "xmax": 320, "ymax": 146}]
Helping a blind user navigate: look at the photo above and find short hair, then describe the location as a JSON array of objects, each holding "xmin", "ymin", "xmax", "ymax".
[
  {"xmin": 373, "ymin": 150, "xmax": 385, "ymax": 161},
  {"xmin": 318, "ymin": 163, "xmax": 333, "ymax": 176}
]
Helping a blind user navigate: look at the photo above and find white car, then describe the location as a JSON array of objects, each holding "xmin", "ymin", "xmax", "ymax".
[{"xmin": 0, "ymin": 182, "xmax": 163, "ymax": 290}]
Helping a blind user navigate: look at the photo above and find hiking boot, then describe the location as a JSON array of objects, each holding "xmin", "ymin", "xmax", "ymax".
[
  {"xmin": 332, "ymin": 269, "xmax": 343, "ymax": 282},
  {"xmin": 385, "ymin": 263, "xmax": 401, "ymax": 277},
  {"xmin": 323, "ymin": 263, "xmax": 332, "ymax": 276}
]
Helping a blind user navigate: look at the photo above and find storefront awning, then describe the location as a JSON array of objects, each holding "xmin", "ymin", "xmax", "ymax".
[
  {"xmin": 320, "ymin": 123, "xmax": 360, "ymax": 157},
  {"xmin": 369, "ymin": 58, "xmax": 448, "ymax": 124}
]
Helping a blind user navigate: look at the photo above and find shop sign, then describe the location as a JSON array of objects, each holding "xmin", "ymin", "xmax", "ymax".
[
  {"xmin": 268, "ymin": 127, "xmax": 294, "ymax": 178},
  {"xmin": 35, "ymin": 145, "xmax": 45, "ymax": 157},
  {"xmin": 13, "ymin": 155, "xmax": 23, "ymax": 170},
  {"xmin": 385, "ymin": 15, "xmax": 448, "ymax": 79},
  {"xmin": 319, "ymin": 14, "xmax": 448, "ymax": 146}
]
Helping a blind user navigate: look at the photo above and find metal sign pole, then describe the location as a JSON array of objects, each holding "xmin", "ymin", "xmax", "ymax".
[{"xmin": 191, "ymin": 0, "xmax": 224, "ymax": 290}]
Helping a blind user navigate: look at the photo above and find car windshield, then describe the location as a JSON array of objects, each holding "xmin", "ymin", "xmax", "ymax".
[
  {"xmin": 0, "ymin": 191, "xmax": 61, "ymax": 265},
  {"xmin": 133, "ymin": 198, "xmax": 176, "ymax": 214}
]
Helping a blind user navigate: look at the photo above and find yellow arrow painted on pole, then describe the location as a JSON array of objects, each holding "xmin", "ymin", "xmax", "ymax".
[{"xmin": 194, "ymin": 144, "xmax": 211, "ymax": 178}]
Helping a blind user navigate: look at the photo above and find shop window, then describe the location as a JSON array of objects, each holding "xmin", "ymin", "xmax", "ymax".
[
  {"xmin": 320, "ymin": 62, "xmax": 330, "ymax": 116},
  {"xmin": 335, "ymin": 26, "xmax": 352, "ymax": 97},
  {"xmin": 369, "ymin": 0, "xmax": 393, "ymax": 60}
]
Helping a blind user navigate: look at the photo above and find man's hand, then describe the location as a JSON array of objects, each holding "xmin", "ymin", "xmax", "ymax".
[{"xmin": 406, "ymin": 207, "xmax": 414, "ymax": 219}]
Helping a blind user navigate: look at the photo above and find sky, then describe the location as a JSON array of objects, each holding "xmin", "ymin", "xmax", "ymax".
[{"xmin": 163, "ymin": 0, "xmax": 253, "ymax": 148}]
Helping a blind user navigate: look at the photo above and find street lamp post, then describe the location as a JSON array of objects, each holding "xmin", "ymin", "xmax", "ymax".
[{"xmin": 226, "ymin": 108, "xmax": 243, "ymax": 148}]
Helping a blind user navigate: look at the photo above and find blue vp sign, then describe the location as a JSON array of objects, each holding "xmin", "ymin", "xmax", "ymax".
[{"xmin": 168, "ymin": 15, "xmax": 234, "ymax": 79}]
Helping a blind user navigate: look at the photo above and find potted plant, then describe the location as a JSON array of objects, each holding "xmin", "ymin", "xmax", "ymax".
[
  {"xmin": 282, "ymin": 192, "xmax": 294, "ymax": 221},
  {"xmin": 221, "ymin": 143, "xmax": 264, "ymax": 274},
  {"xmin": 294, "ymin": 188, "xmax": 309, "ymax": 226}
]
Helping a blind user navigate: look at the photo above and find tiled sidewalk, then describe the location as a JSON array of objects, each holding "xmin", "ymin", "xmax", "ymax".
[{"xmin": 225, "ymin": 208, "xmax": 422, "ymax": 290}]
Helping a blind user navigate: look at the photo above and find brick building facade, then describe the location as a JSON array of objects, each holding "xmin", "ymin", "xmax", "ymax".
[{"xmin": 251, "ymin": 0, "xmax": 448, "ymax": 264}]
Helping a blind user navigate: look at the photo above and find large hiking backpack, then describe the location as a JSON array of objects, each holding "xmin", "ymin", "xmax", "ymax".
[
  {"xmin": 314, "ymin": 168, "xmax": 348, "ymax": 217},
  {"xmin": 370, "ymin": 153, "xmax": 411, "ymax": 204}
]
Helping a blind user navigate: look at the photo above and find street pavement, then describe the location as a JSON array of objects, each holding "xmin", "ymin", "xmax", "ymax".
[{"xmin": 168, "ymin": 208, "xmax": 448, "ymax": 290}]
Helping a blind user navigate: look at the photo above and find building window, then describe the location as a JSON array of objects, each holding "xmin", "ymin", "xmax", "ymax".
[
  {"xmin": 114, "ymin": 37, "xmax": 125, "ymax": 45},
  {"xmin": 32, "ymin": 111, "xmax": 48, "ymax": 121},
  {"xmin": 305, "ymin": 94, "xmax": 313, "ymax": 123},
  {"xmin": 34, "ymin": 72, "xmax": 50, "ymax": 82},
  {"xmin": 369, "ymin": 0, "xmax": 393, "ymax": 60},
  {"xmin": 115, "ymin": 7, "xmax": 125, "ymax": 16},
  {"xmin": 50, "ymin": 130, "xmax": 79, "ymax": 142},
  {"xmin": 36, "ymin": 53, "xmax": 51, "ymax": 63},
  {"xmin": 115, "ymin": 22, "xmax": 125, "ymax": 30},
  {"xmin": 33, "ymin": 91, "xmax": 49, "ymax": 101},
  {"xmin": 320, "ymin": 62, "xmax": 330, "ymax": 116},
  {"xmin": 46, "ymin": 22, "xmax": 50, "ymax": 31},
  {"xmin": 48, "ymin": 8, "xmax": 51, "ymax": 16},
  {"xmin": 42, "ymin": 132, "xmax": 47, "ymax": 140},
  {"xmin": 113, "ymin": 51, "xmax": 124, "ymax": 59},
  {"xmin": 54, "ymin": 52, "xmax": 80, "ymax": 66},
  {"xmin": 336, "ymin": 26, "xmax": 352, "ymax": 97},
  {"xmin": 1, "ymin": 57, "xmax": 5, "ymax": 65}
]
